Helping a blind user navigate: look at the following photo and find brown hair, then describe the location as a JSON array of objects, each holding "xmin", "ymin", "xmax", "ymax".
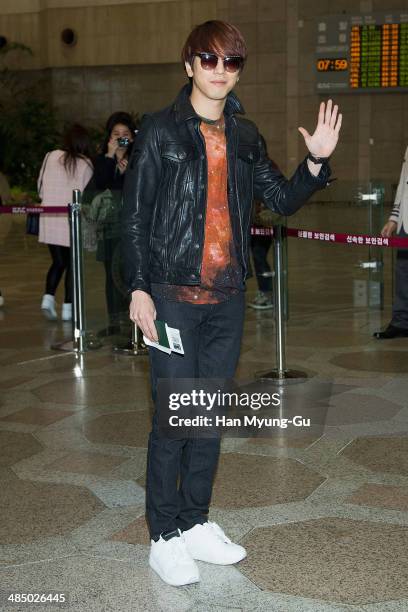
[
  {"xmin": 181, "ymin": 20, "xmax": 248, "ymax": 71},
  {"xmin": 62, "ymin": 123, "xmax": 92, "ymax": 175}
]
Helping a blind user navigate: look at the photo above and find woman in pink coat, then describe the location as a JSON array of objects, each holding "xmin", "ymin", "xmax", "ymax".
[{"xmin": 38, "ymin": 124, "xmax": 93, "ymax": 321}]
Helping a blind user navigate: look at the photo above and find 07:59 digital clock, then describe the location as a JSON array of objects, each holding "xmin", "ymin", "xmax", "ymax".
[{"xmin": 317, "ymin": 58, "xmax": 348, "ymax": 71}]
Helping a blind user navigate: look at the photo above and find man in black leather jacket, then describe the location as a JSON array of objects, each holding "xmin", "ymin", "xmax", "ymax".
[{"xmin": 123, "ymin": 20, "xmax": 342, "ymax": 587}]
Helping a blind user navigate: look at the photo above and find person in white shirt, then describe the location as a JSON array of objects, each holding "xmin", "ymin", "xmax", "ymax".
[{"xmin": 374, "ymin": 145, "xmax": 408, "ymax": 339}]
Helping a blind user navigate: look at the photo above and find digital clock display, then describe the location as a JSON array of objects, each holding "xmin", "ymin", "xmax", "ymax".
[{"xmin": 317, "ymin": 58, "xmax": 348, "ymax": 71}]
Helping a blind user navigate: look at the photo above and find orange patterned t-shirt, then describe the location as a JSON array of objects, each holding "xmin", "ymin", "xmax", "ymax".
[{"xmin": 151, "ymin": 117, "xmax": 242, "ymax": 304}]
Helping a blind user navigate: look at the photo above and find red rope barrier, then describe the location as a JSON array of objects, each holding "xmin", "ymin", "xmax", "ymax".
[
  {"xmin": 2, "ymin": 209, "xmax": 407, "ymax": 248},
  {"xmin": 0, "ymin": 206, "xmax": 69, "ymax": 214},
  {"xmin": 251, "ymin": 226, "xmax": 408, "ymax": 248}
]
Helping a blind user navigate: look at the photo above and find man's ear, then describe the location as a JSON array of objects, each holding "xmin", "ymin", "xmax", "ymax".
[{"xmin": 185, "ymin": 61, "xmax": 194, "ymax": 78}]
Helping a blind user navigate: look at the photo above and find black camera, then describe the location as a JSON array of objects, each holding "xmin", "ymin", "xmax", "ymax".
[{"xmin": 117, "ymin": 137, "xmax": 130, "ymax": 148}]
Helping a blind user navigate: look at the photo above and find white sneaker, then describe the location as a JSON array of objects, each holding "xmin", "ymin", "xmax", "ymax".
[
  {"xmin": 41, "ymin": 294, "xmax": 57, "ymax": 320},
  {"xmin": 61, "ymin": 303, "xmax": 72, "ymax": 321},
  {"xmin": 183, "ymin": 521, "xmax": 247, "ymax": 565},
  {"xmin": 248, "ymin": 291, "xmax": 274, "ymax": 310},
  {"xmin": 149, "ymin": 529, "xmax": 200, "ymax": 586}
]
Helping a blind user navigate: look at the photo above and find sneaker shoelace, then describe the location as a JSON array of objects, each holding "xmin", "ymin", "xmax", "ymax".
[
  {"xmin": 170, "ymin": 534, "xmax": 192, "ymax": 563},
  {"xmin": 208, "ymin": 521, "xmax": 232, "ymax": 544}
]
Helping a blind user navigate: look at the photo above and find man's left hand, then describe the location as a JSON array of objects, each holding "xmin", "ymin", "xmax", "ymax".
[{"xmin": 298, "ymin": 99, "xmax": 342, "ymax": 158}]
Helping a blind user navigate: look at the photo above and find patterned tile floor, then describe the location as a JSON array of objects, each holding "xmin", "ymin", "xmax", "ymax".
[{"xmin": 1, "ymin": 206, "xmax": 408, "ymax": 611}]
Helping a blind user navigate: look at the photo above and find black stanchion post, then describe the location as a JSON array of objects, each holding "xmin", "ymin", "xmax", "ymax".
[
  {"xmin": 275, "ymin": 224, "xmax": 286, "ymax": 376},
  {"xmin": 257, "ymin": 224, "xmax": 308, "ymax": 383},
  {"xmin": 52, "ymin": 189, "xmax": 103, "ymax": 353}
]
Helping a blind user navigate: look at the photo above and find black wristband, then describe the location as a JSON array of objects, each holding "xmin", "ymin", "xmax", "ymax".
[{"xmin": 307, "ymin": 152, "xmax": 330, "ymax": 164}]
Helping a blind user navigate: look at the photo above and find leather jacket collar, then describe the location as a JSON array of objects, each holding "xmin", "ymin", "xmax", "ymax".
[{"xmin": 173, "ymin": 82, "xmax": 245, "ymax": 123}]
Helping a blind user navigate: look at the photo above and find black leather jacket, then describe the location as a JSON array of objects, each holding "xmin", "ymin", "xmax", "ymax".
[{"xmin": 122, "ymin": 83, "xmax": 331, "ymax": 294}]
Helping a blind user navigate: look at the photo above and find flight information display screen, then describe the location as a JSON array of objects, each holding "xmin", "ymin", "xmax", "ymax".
[{"xmin": 316, "ymin": 12, "xmax": 408, "ymax": 92}]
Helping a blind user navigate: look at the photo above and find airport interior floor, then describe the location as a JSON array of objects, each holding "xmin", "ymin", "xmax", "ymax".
[{"xmin": 1, "ymin": 203, "xmax": 408, "ymax": 612}]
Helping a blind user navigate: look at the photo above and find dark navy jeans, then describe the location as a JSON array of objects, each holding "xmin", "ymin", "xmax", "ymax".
[
  {"xmin": 146, "ymin": 291, "xmax": 245, "ymax": 540},
  {"xmin": 392, "ymin": 227, "xmax": 408, "ymax": 329}
]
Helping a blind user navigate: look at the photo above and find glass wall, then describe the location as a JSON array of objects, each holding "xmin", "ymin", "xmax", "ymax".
[
  {"xmin": 285, "ymin": 181, "xmax": 389, "ymax": 318},
  {"xmin": 81, "ymin": 189, "xmax": 131, "ymax": 351}
]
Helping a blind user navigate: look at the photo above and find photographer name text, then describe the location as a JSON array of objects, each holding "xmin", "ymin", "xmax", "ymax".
[{"xmin": 168, "ymin": 415, "xmax": 311, "ymax": 429}]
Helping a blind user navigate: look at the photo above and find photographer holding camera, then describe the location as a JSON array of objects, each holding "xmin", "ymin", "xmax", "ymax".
[
  {"xmin": 94, "ymin": 112, "xmax": 136, "ymax": 191},
  {"xmin": 90, "ymin": 111, "xmax": 137, "ymax": 336}
]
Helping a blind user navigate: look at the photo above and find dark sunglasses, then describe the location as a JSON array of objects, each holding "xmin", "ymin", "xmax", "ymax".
[{"xmin": 194, "ymin": 52, "xmax": 243, "ymax": 73}]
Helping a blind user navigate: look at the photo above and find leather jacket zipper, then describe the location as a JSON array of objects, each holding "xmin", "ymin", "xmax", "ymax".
[
  {"xmin": 195, "ymin": 122, "xmax": 207, "ymax": 276},
  {"xmin": 232, "ymin": 116, "xmax": 246, "ymax": 275},
  {"xmin": 164, "ymin": 179, "xmax": 171, "ymax": 268}
]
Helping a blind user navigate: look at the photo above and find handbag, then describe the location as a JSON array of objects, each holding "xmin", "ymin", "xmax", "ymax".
[
  {"xmin": 81, "ymin": 188, "xmax": 117, "ymax": 252},
  {"xmin": 88, "ymin": 188, "xmax": 116, "ymax": 224},
  {"xmin": 26, "ymin": 212, "xmax": 40, "ymax": 235},
  {"xmin": 26, "ymin": 152, "xmax": 51, "ymax": 236}
]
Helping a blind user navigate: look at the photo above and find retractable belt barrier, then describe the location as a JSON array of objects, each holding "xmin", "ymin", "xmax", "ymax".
[
  {"xmin": 2, "ymin": 203, "xmax": 407, "ymax": 364},
  {"xmin": 251, "ymin": 226, "xmax": 408, "ymax": 249},
  {"xmin": 2, "ymin": 206, "xmax": 407, "ymax": 247},
  {"xmin": 1, "ymin": 200, "xmax": 85, "ymax": 352},
  {"xmin": 0, "ymin": 200, "xmax": 144, "ymax": 355},
  {"xmin": 252, "ymin": 224, "xmax": 408, "ymax": 384},
  {"xmin": 0, "ymin": 206, "xmax": 69, "ymax": 214}
]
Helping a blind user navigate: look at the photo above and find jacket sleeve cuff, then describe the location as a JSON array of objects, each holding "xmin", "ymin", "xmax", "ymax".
[
  {"xmin": 127, "ymin": 281, "xmax": 151, "ymax": 296},
  {"xmin": 303, "ymin": 155, "xmax": 332, "ymax": 188}
]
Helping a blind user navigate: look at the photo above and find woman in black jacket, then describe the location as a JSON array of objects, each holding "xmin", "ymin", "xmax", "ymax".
[{"xmin": 92, "ymin": 111, "xmax": 137, "ymax": 336}]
